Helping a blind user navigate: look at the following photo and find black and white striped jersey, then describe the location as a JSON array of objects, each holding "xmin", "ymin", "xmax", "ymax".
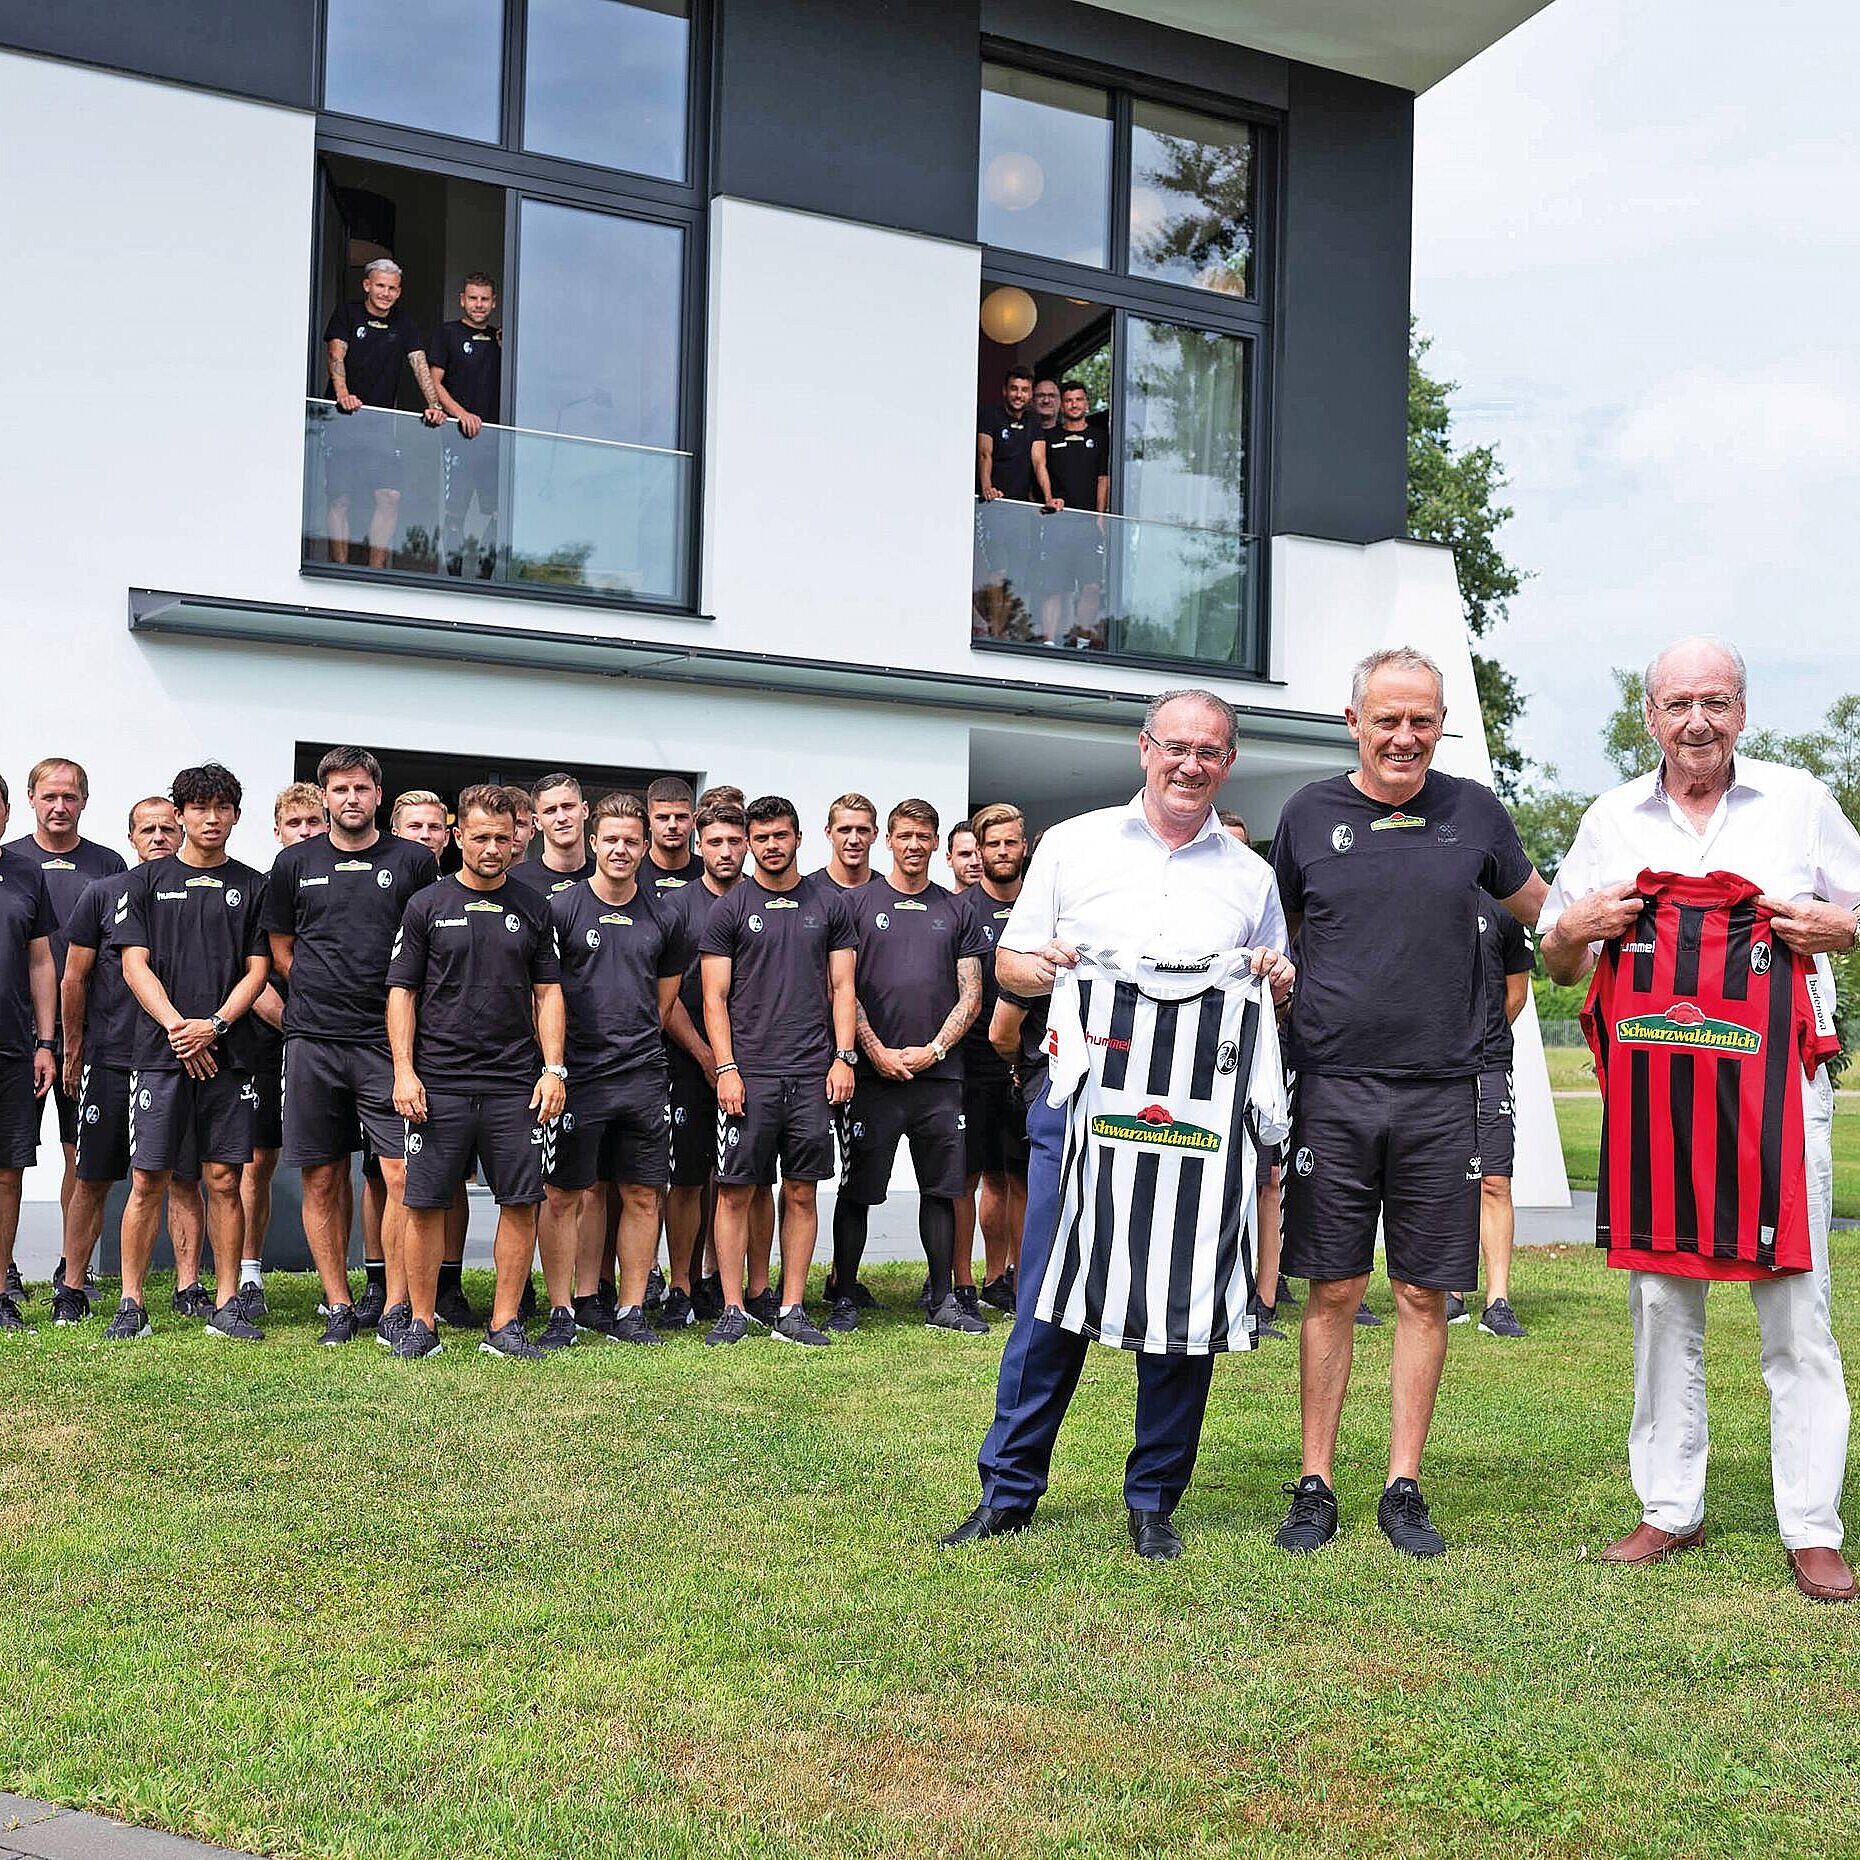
[{"xmin": 1033, "ymin": 951, "xmax": 1289, "ymax": 1355}]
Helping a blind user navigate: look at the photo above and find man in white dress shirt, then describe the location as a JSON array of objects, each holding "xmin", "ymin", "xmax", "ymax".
[
  {"xmin": 1540, "ymin": 635, "xmax": 1859, "ymax": 1602},
  {"xmin": 940, "ymin": 689, "xmax": 1294, "ymax": 1560}
]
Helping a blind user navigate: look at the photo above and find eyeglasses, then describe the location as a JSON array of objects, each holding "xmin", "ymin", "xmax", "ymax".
[
  {"xmin": 1146, "ymin": 735, "xmax": 1233, "ymax": 766},
  {"xmin": 1655, "ymin": 695, "xmax": 1740, "ymax": 720}
]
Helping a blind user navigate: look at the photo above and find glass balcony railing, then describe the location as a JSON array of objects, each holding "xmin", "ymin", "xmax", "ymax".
[
  {"xmin": 971, "ymin": 500, "xmax": 1258, "ymax": 671},
  {"xmin": 302, "ymin": 399, "xmax": 693, "ymax": 607}
]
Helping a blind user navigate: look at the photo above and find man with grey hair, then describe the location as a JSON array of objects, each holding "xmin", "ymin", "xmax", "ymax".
[
  {"xmin": 320, "ymin": 257, "xmax": 445, "ymax": 570},
  {"xmin": 942, "ymin": 687, "xmax": 1295, "ymax": 1560},
  {"xmin": 1540, "ymin": 635, "xmax": 1860, "ymax": 1602},
  {"xmin": 1270, "ymin": 645, "xmax": 1547, "ymax": 1558}
]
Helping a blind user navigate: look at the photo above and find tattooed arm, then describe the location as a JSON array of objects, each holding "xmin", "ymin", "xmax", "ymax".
[
  {"xmin": 408, "ymin": 350, "xmax": 445, "ymax": 425},
  {"xmin": 327, "ymin": 338, "xmax": 359, "ymax": 413}
]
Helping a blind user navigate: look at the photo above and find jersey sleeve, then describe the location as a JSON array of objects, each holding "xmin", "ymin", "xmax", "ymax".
[
  {"xmin": 65, "ymin": 881, "xmax": 106, "ymax": 953},
  {"xmin": 698, "ymin": 889, "xmax": 738, "ymax": 959},
  {"xmin": 260, "ymin": 849, "xmax": 296, "ymax": 935},
  {"xmin": 1499, "ymin": 911, "xmax": 1534, "ymax": 976},
  {"xmin": 392, "ymin": 303, "xmax": 424, "ymax": 353},
  {"xmin": 1246, "ymin": 987, "xmax": 1292, "ymax": 1150},
  {"xmin": 1798, "ymin": 959, "xmax": 1841, "ymax": 1074},
  {"xmin": 1042, "ymin": 964, "xmax": 1090, "ymax": 1105},
  {"xmin": 100, "ymin": 847, "xmax": 128, "ymax": 878},
  {"xmin": 27, "ymin": 871, "xmax": 57, "ymax": 943},
  {"xmin": 826, "ymin": 891, "xmax": 858, "ymax": 954},
  {"xmin": 243, "ymin": 880, "xmax": 270, "ymax": 959},
  {"xmin": 1268, "ymin": 808, "xmax": 1306, "ymax": 917},
  {"xmin": 528, "ymin": 913, "xmax": 562, "ymax": 987},
  {"xmin": 322, "ymin": 304, "xmax": 348, "ymax": 345},
  {"xmin": 1477, "ymin": 785, "xmax": 1535, "ymax": 900},
  {"xmin": 655, "ymin": 906, "xmax": 692, "ymax": 981},
  {"xmin": 956, "ymin": 893, "xmax": 993, "ymax": 962},
  {"xmin": 115, "ymin": 866, "xmax": 152, "ymax": 952},
  {"xmin": 384, "ymin": 897, "xmax": 430, "ymax": 992}
]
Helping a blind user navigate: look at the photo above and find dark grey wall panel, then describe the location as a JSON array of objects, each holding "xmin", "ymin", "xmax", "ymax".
[
  {"xmin": 712, "ymin": 0, "xmax": 981, "ymax": 242},
  {"xmin": 0, "ymin": 0, "xmax": 317, "ymax": 108},
  {"xmin": 1273, "ymin": 64, "xmax": 1412, "ymax": 543}
]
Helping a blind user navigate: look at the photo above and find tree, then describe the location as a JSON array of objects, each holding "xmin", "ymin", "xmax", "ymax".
[
  {"xmin": 1600, "ymin": 668, "xmax": 1653, "ymax": 780},
  {"xmin": 1408, "ymin": 326, "xmax": 1530, "ymax": 796},
  {"xmin": 1510, "ymin": 769, "xmax": 1592, "ymax": 884}
]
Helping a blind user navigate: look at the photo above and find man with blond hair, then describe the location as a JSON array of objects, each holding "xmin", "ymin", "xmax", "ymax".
[{"xmin": 815, "ymin": 793, "xmax": 878, "ymax": 895}]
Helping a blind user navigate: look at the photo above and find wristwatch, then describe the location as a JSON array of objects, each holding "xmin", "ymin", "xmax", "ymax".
[
  {"xmin": 209, "ymin": 1014, "xmax": 230, "ymax": 1039},
  {"xmin": 542, "ymin": 1063, "xmax": 568, "ymax": 1080},
  {"xmin": 834, "ymin": 1048, "xmax": 858, "ymax": 1065},
  {"xmin": 33, "ymin": 1038, "xmax": 55, "ymax": 1052}
]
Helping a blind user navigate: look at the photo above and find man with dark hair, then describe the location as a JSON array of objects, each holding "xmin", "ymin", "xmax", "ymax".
[
  {"xmin": 2, "ymin": 756, "xmax": 126, "ymax": 1276},
  {"xmin": 387, "ymin": 784, "xmax": 566, "ymax": 1361},
  {"xmin": 700, "ymin": 796, "xmax": 857, "ymax": 1346},
  {"xmin": 816, "ymin": 794, "xmax": 878, "ymax": 895},
  {"xmin": 265, "ymin": 746, "xmax": 438, "ymax": 1346},
  {"xmin": 508, "ymin": 773, "xmax": 593, "ymax": 898},
  {"xmin": 644, "ymin": 778, "xmax": 702, "ymax": 898},
  {"xmin": 1039, "ymin": 380, "xmax": 1110, "ymax": 646},
  {"xmin": 502, "ymin": 787, "xmax": 537, "ymax": 861},
  {"xmin": 0, "ymin": 781, "xmax": 57, "ymax": 1332},
  {"xmin": 945, "ymin": 821, "xmax": 982, "ymax": 890},
  {"xmin": 827, "ymin": 798, "xmax": 990, "ymax": 1336},
  {"xmin": 430, "ymin": 272, "xmax": 503, "ymax": 578},
  {"xmin": 542, "ymin": 793, "xmax": 689, "ymax": 1348},
  {"xmin": 976, "ymin": 368, "xmax": 1054, "ymax": 636},
  {"xmin": 110, "ymin": 764, "xmax": 271, "ymax": 1343}
]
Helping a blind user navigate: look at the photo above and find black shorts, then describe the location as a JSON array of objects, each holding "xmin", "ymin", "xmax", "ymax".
[
  {"xmin": 0, "ymin": 1058, "xmax": 38, "ymax": 1170},
  {"xmin": 667, "ymin": 1049, "xmax": 715, "ymax": 1189},
  {"xmin": 76, "ymin": 1064, "xmax": 200, "ymax": 1184},
  {"xmin": 962, "ymin": 1074, "xmax": 1029, "ymax": 1179},
  {"xmin": 322, "ymin": 411, "xmax": 402, "ymax": 504},
  {"xmin": 840, "ymin": 1075, "xmax": 965, "ymax": 1205},
  {"xmin": 717, "ymin": 1074, "xmax": 834, "ymax": 1188},
  {"xmin": 35, "ymin": 1066, "xmax": 78, "ymax": 1148},
  {"xmin": 548, "ymin": 1066, "xmax": 670, "ymax": 1192},
  {"xmin": 443, "ymin": 432, "xmax": 502, "ymax": 519},
  {"xmin": 1281, "ymin": 1072, "xmax": 1480, "ymax": 1291},
  {"xmin": 252, "ymin": 1058, "xmax": 284, "ymax": 1153},
  {"xmin": 404, "ymin": 1089, "xmax": 547, "ymax": 1209},
  {"xmin": 129, "ymin": 1068, "xmax": 257, "ymax": 1173},
  {"xmin": 1039, "ymin": 510, "xmax": 1105, "ymax": 594},
  {"xmin": 1477, "ymin": 1067, "xmax": 1516, "ymax": 1180},
  {"xmin": 282, "ymin": 1038, "xmax": 401, "ymax": 1168}
]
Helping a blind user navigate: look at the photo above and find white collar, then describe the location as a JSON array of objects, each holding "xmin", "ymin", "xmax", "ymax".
[
  {"xmin": 1642, "ymin": 754, "xmax": 1761, "ymax": 814},
  {"xmin": 1121, "ymin": 792, "xmax": 1229, "ymax": 854}
]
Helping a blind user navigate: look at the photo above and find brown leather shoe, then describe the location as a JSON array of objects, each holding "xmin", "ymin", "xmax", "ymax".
[
  {"xmin": 1599, "ymin": 1520, "xmax": 1706, "ymax": 1565},
  {"xmin": 1789, "ymin": 1546, "xmax": 1858, "ymax": 1603}
]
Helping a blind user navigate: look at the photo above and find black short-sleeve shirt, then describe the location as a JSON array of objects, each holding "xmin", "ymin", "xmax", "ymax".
[
  {"xmin": 1044, "ymin": 426, "xmax": 1107, "ymax": 508},
  {"xmin": 1, "ymin": 836, "xmax": 128, "ymax": 987},
  {"xmin": 385, "ymin": 876, "xmax": 562, "ymax": 1093},
  {"xmin": 0, "ymin": 847, "xmax": 57, "ymax": 1060},
  {"xmin": 662, "ymin": 878, "xmax": 733, "ymax": 1022},
  {"xmin": 1478, "ymin": 888, "xmax": 1535, "ymax": 1068},
  {"xmin": 262, "ymin": 834, "xmax": 440, "ymax": 1046},
  {"xmin": 548, "ymin": 881, "xmax": 688, "ymax": 1081},
  {"xmin": 64, "ymin": 874, "xmax": 137, "ymax": 1069},
  {"xmin": 323, "ymin": 300, "xmax": 423, "ymax": 409},
  {"xmin": 842, "ymin": 876, "xmax": 991, "ymax": 1084},
  {"xmin": 642, "ymin": 852, "xmax": 704, "ymax": 908},
  {"xmin": 1270, "ymin": 770, "xmax": 1533, "ymax": 1079},
  {"xmin": 698, "ymin": 875, "xmax": 857, "ymax": 1078},
  {"xmin": 116, "ymin": 855, "xmax": 270, "ymax": 1072},
  {"xmin": 978, "ymin": 404, "xmax": 1041, "ymax": 502},
  {"xmin": 959, "ymin": 887, "xmax": 1019, "ymax": 1084},
  {"xmin": 505, "ymin": 855, "xmax": 596, "ymax": 902},
  {"xmin": 430, "ymin": 319, "xmax": 501, "ymax": 421}
]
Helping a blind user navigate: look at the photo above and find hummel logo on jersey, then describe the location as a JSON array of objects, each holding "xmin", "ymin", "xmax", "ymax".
[
  {"xmin": 299, "ymin": 876, "xmax": 330, "ymax": 889},
  {"xmin": 1370, "ymin": 810, "xmax": 1425, "ymax": 831},
  {"xmin": 1091, "ymin": 1104, "xmax": 1221, "ymax": 1153},
  {"xmin": 1331, "ymin": 825, "xmax": 1354, "ymax": 852},
  {"xmin": 1466, "ymin": 1153, "xmax": 1482, "ymax": 1180},
  {"xmin": 1152, "ymin": 958, "xmax": 1212, "ymax": 974},
  {"xmin": 1750, "ymin": 941, "xmax": 1772, "ymax": 974},
  {"xmin": 334, "ymin": 859, "xmax": 373, "ymax": 872},
  {"xmin": 155, "ymin": 890, "xmax": 187, "ymax": 900},
  {"xmin": 529, "ymin": 1126, "xmax": 546, "ymax": 1146},
  {"xmin": 1293, "ymin": 1146, "xmax": 1315, "ymax": 1176},
  {"xmin": 433, "ymin": 917, "xmax": 466, "ymax": 929},
  {"xmin": 240, "ymin": 1081, "xmax": 260, "ymax": 1107},
  {"xmin": 1616, "ymin": 1002, "xmax": 1762, "ymax": 1055},
  {"xmin": 1085, "ymin": 1031, "xmax": 1131, "ymax": 1051},
  {"xmin": 1623, "ymin": 940, "xmax": 1655, "ymax": 954}
]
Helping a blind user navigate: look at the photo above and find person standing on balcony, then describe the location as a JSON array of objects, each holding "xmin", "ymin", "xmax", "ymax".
[
  {"xmin": 321, "ymin": 257, "xmax": 444, "ymax": 571},
  {"xmin": 430, "ymin": 273, "xmax": 503, "ymax": 579},
  {"xmin": 1030, "ymin": 377, "xmax": 1061, "ymax": 437},
  {"xmin": 976, "ymin": 368, "xmax": 1052, "ymax": 639},
  {"xmin": 1039, "ymin": 382, "xmax": 1110, "ymax": 648}
]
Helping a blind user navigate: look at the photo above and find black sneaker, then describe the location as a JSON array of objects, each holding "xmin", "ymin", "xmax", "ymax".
[
  {"xmin": 744, "ymin": 1286, "xmax": 781, "ymax": 1329},
  {"xmin": 1275, "ymin": 1274, "xmax": 1300, "ymax": 1309},
  {"xmin": 1247, "ymin": 1295, "xmax": 1286, "ymax": 1342},
  {"xmin": 536, "ymin": 1306, "xmax": 578, "ymax": 1352},
  {"xmin": 235, "ymin": 1280, "xmax": 268, "ymax": 1320},
  {"xmin": 917, "ymin": 1275, "xmax": 933, "ymax": 1312},
  {"xmin": 376, "ymin": 1301, "xmax": 412, "ymax": 1349},
  {"xmin": 609, "ymin": 1307, "xmax": 662, "ymax": 1346},
  {"xmin": 1445, "ymin": 1293, "xmax": 1471, "ymax": 1325},
  {"xmin": 3, "ymin": 1261, "xmax": 21, "ymax": 1297},
  {"xmin": 206, "ymin": 1303, "xmax": 264, "ymax": 1343},
  {"xmin": 772, "ymin": 1306, "xmax": 831, "ymax": 1347},
  {"xmin": 434, "ymin": 1284, "xmax": 477, "ymax": 1329},
  {"xmin": 1274, "ymin": 1475, "xmax": 1340, "ymax": 1554},
  {"xmin": 172, "ymin": 1281, "xmax": 212, "ymax": 1320},
  {"xmin": 654, "ymin": 1286, "xmax": 696, "ymax": 1329},
  {"xmin": 51, "ymin": 1285, "xmax": 91, "ymax": 1326},
  {"xmin": 692, "ymin": 1273, "xmax": 725, "ymax": 1320},
  {"xmin": 1377, "ymin": 1478, "xmax": 1446, "ymax": 1558},
  {"xmin": 596, "ymin": 1278, "xmax": 618, "ymax": 1323},
  {"xmin": 0, "ymin": 1294, "xmax": 27, "ymax": 1334},
  {"xmin": 392, "ymin": 1318, "xmax": 443, "ymax": 1359},
  {"xmin": 318, "ymin": 1304, "xmax": 359, "ymax": 1347},
  {"xmin": 927, "ymin": 1292, "xmax": 988, "ymax": 1336},
  {"xmin": 1354, "ymin": 1301, "xmax": 1383, "ymax": 1328},
  {"xmin": 104, "ymin": 1298, "xmax": 152, "ymax": 1342},
  {"xmin": 704, "ymin": 1307, "xmax": 750, "ymax": 1348},
  {"xmin": 1479, "ymin": 1298, "xmax": 1526, "ymax": 1340},
  {"xmin": 826, "ymin": 1295, "xmax": 859, "ymax": 1335},
  {"xmin": 481, "ymin": 1319, "xmax": 543, "ymax": 1360},
  {"xmin": 643, "ymin": 1265, "xmax": 667, "ymax": 1311},
  {"xmin": 980, "ymin": 1273, "xmax": 1017, "ymax": 1313},
  {"xmin": 517, "ymin": 1276, "xmax": 539, "ymax": 1324},
  {"xmin": 953, "ymin": 1285, "xmax": 988, "ymax": 1321},
  {"xmin": 572, "ymin": 1293, "xmax": 612, "ymax": 1339},
  {"xmin": 353, "ymin": 1280, "xmax": 388, "ymax": 1330}
]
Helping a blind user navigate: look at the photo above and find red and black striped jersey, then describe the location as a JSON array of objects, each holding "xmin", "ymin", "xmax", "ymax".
[{"xmin": 1581, "ymin": 869, "xmax": 1838, "ymax": 1279}]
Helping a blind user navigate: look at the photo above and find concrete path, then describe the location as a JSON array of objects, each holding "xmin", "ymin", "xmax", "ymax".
[{"xmin": 1, "ymin": 1796, "xmax": 242, "ymax": 1859}]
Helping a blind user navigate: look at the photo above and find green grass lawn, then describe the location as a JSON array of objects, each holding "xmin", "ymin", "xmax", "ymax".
[{"xmin": 3, "ymin": 1255, "xmax": 1859, "ymax": 1860}]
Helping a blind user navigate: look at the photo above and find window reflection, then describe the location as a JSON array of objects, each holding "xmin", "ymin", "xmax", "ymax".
[
  {"xmin": 524, "ymin": 0, "xmax": 691, "ymax": 180},
  {"xmin": 1128, "ymin": 101, "xmax": 1254, "ymax": 297},
  {"xmin": 324, "ymin": 0, "xmax": 503, "ymax": 142},
  {"xmin": 978, "ymin": 66, "xmax": 1112, "ymax": 268}
]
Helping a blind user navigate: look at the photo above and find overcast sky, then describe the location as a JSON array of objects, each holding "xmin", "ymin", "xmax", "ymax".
[{"xmin": 1411, "ymin": 0, "xmax": 1860, "ymax": 792}]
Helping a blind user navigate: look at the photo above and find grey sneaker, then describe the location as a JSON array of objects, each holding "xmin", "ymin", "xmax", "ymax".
[
  {"xmin": 1445, "ymin": 1294, "xmax": 1471, "ymax": 1325},
  {"xmin": 609, "ymin": 1307, "xmax": 663, "ymax": 1347},
  {"xmin": 1354, "ymin": 1302, "xmax": 1383, "ymax": 1328},
  {"xmin": 353, "ymin": 1280, "xmax": 388, "ymax": 1330},
  {"xmin": 171, "ymin": 1281, "xmax": 212, "ymax": 1320},
  {"xmin": 705, "ymin": 1307, "xmax": 750, "ymax": 1348},
  {"xmin": 206, "ymin": 1303, "xmax": 264, "ymax": 1343},
  {"xmin": 744, "ymin": 1286, "xmax": 781, "ymax": 1329},
  {"xmin": 318, "ymin": 1304, "xmax": 359, "ymax": 1347},
  {"xmin": 392, "ymin": 1318, "xmax": 443, "ymax": 1359},
  {"xmin": 1479, "ymin": 1298, "xmax": 1526, "ymax": 1340},
  {"xmin": 654, "ymin": 1286, "xmax": 696, "ymax": 1329},
  {"xmin": 376, "ymin": 1301, "xmax": 412, "ymax": 1349},
  {"xmin": 105, "ymin": 1298, "xmax": 153, "ymax": 1342},
  {"xmin": 235, "ymin": 1279, "xmax": 268, "ymax": 1320},
  {"xmin": 826, "ymin": 1295, "xmax": 860, "ymax": 1335},
  {"xmin": 953, "ymin": 1285, "xmax": 988, "ymax": 1322},
  {"xmin": 481, "ymin": 1319, "xmax": 544, "ymax": 1360},
  {"xmin": 772, "ymin": 1306, "xmax": 831, "ymax": 1347},
  {"xmin": 927, "ymin": 1292, "xmax": 988, "ymax": 1336},
  {"xmin": 1377, "ymin": 1477, "xmax": 1447, "ymax": 1558},
  {"xmin": 536, "ymin": 1306, "xmax": 579, "ymax": 1351},
  {"xmin": 51, "ymin": 1285, "xmax": 92, "ymax": 1326}
]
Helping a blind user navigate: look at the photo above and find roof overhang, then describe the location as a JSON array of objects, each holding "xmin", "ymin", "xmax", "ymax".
[{"xmin": 1078, "ymin": 0, "xmax": 1553, "ymax": 92}]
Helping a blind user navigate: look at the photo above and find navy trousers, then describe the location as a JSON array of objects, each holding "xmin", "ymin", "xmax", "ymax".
[{"xmin": 976, "ymin": 1090, "xmax": 1216, "ymax": 1513}]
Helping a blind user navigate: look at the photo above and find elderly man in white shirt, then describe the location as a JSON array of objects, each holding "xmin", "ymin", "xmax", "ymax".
[
  {"xmin": 1540, "ymin": 635, "xmax": 1860, "ymax": 1603},
  {"xmin": 939, "ymin": 688, "xmax": 1294, "ymax": 1561}
]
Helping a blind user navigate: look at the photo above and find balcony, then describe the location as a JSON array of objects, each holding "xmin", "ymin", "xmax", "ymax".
[
  {"xmin": 301, "ymin": 400, "xmax": 693, "ymax": 608},
  {"xmin": 971, "ymin": 500, "xmax": 1260, "ymax": 673}
]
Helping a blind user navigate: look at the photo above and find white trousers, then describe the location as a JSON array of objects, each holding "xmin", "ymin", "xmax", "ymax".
[{"xmin": 1627, "ymin": 1070, "xmax": 1847, "ymax": 1547}]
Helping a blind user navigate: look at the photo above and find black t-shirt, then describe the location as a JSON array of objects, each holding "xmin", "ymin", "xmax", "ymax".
[
  {"xmin": 958, "ymin": 886, "xmax": 1018, "ymax": 1084},
  {"xmin": 64, "ymin": 874, "xmax": 136, "ymax": 1068},
  {"xmin": 250, "ymin": 974, "xmax": 285, "ymax": 1070},
  {"xmin": 262, "ymin": 833, "xmax": 439, "ymax": 1046},
  {"xmin": 322, "ymin": 300, "xmax": 422, "ymax": 408},
  {"xmin": 978, "ymin": 403, "xmax": 1041, "ymax": 502},
  {"xmin": 0, "ymin": 848, "xmax": 56, "ymax": 1060},
  {"xmin": 642, "ymin": 851, "xmax": 704, "ymax": 908},
  {"xmin": 699, "ymin": 875, "xmax": 857, "ymax": 1078},
  {"xmin": 1270, "ymin": 771, "xmax": 1532, "ymax": 1079},
  {"xmin": 998, "ymin": 986, "xmax": 1051, "ymax": 1110},
  {"xmin": 842, "ymin": 875, "xmax": 991, "ymax": 1084},
  {"xmin": 549, "ymin": 881, "xmax": 688, "ymax": 1081},
  {"xmin": 117, "ymin": 855, "xmax": 270, "ymax": 1072},
  {"xmin": 812, "ymin": 869, "xmax": 871, "ymax": 898},
  {"xmin": 1478, "ymin": 888, "xmax": 1535, "ymax": 1068},
  {"xmin": 663, "ymin": 877, "xmax": 734, "ymax": 1023},
  {"xmin": 0, "ymin": 835, "xmax": 127, "ymax": 989},
  {"xmin": 385, "ymin": 875, "xmax": 563, "ymax": 1093},
  {"xmin": 430, "ymin": 318, "xmax": 501, "ymax": 421},
  {"xmin": 507, "ymin": 855, "xmax": 597, "ymax": 901},
  {"xmin": 1044, "ymin": 425, "xmax": 1107, "ymax": 508}
]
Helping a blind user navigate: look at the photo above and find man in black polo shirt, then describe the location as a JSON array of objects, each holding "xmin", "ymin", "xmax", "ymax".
[
  {"xmin": 265, "ymin": 747, "xmax": 438, "ymax": 1347},
  {"xmin": 826, "ymin": 798, "xmax": 990, "ymax": 1338},
  {"xmin": 543, "ymin": 794, "xmax": 688, "ymax": 1348},
  {"xmin": 387, "ymin": 784, "xmax": 566, "ymax": 1361},
  {"xmin": 700, "ymin": 795, "xmax": 857, "ymax": 1347},
  {"xmin": 111, "ymin": 764, "xmax": 271, "ymax": 1344},
  {"xmin": 430, "ymin": 271, "xmax": 503, "ymax": 578},
  {"xmin": 976, "ymin": 368, "xmax": 1053, "ymax": 636},
  {"xmin": 1039, "ymin": 380, "xmax": 1110, "ymax": 647},
  {"xmin": 1268, "ymin": 647, "xmax": 1547, "ymax": 1557},
  {"xmin": 0, "ymin": 775, "xmax": 57, "ymax": 1332},
  {"xmin": 320, "ymin": 257, "xmax": 444, "ymax": 569}
]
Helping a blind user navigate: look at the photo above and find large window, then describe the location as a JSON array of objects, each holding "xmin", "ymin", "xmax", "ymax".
[
  {"xmin": 522, "ymin": 0, "xmax": 691, "ymax": 181},
  {"xmin": 972, "ymin": 59, "xmax": 1268, "ymax": 674}
]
